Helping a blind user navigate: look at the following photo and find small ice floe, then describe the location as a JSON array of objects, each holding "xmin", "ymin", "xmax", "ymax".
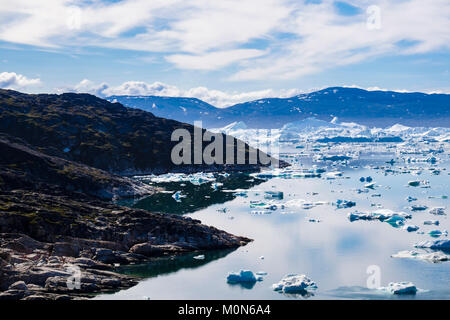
[
  {"xmin": 428, "ymin": 230, "xmax": 448, "ymax": 238},
  {"xmin": 403, "ymin": 225, "xmax": 420, "ymax": 232},
  {"xmin": 429, "ymin": 207, "xmax": 446, "ymax": 215},
  {"xmin": 424, "ymin": 220, "xmax": 440, "ymax": 226},
  {"xmin": 414, "ymin": 239, "xmax": 450, "ymax": 250},
  {"xmin": 326, "ymin": 171, "xmax": 343, "ymax": 179},
  {"xmin": 379, "ymin": 282, "xmax": 417, "ymax": 295},
  {"xmin": 364, "ymin": 182, "xmax": 376, "ymax": 189},
  {"xmin": 211, "ymin": 182, "xmax": 223, "ymax": 190},
  {"xmin": 410, "ymin": 205, "xmax": 428, "ymax": 211},
  {"xmin": 406, "ymin": 196, "xmax": 417, "ymax": 202},
  {"xmin": 250, "ymin": 200, "xmax": 279, "ymax": 211},
  {"xmin": 371, "ymin": 194, "xmax": 382, "ymax": 198},
  {"xmin": 284, "ymin": 199, "xmax": 328, "ymax": 210},
  {"xmin": 250, "ymin": 210, "xmax": 272, "ymax": 215},
  {"xmin": 227, "ymin": 270, "xmax": 263, "ymax": 283},
  {"xmin": 63, "ymin": 147, "xmax": 71, "ymax": 153},
  {"xmin": 348, "ymin": 209, "xmax": 411, "ymax": 225},
  {"xmin": 193, "ymin": 255, "xmax": 205, "ymax": 260},
  {"xmin": 408, "ymin": 180, "xmax": 429, "ymax": 187},
  {"xmin": 172, "ymin": 191, "xmax": 186, "ymax": 202},
  {"xmin": 264, "ymin": 191, "xmax": 284, "ymax": 199},
  {"xmin": 392, "ymin": 250, "xmax": 450, "ymax": 263},
  {"xmin": 272, "ymin": 274, "xmax": 317, "ymax": 294},
  {"xmin": 335, "ymin": 200, "xmax": 356, "ymax": 209}
]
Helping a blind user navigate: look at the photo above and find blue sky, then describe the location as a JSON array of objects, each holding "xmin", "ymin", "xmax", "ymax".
[{"xmin": 0, "ymin": 0, "xmax": 449, "ymax": 107}]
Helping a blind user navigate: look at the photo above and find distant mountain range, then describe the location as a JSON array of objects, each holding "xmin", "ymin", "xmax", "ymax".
[{"xmin": 109, "ymin": 87, "xmax": 450, "ymax": 128}]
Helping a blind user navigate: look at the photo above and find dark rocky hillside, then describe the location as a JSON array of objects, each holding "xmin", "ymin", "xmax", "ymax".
[{"xmin": 0, "ymin": 89, "xmax": 280, "ymax": 174}]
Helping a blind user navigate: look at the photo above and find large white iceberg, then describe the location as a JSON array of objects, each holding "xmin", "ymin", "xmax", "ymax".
[
  {"xmin": 383, "ymin": 282, "xmax": 418, "ymax": 295},
  {"xmin": 272, "ymin": 274, "xmax": 317, "ymax": 293}
]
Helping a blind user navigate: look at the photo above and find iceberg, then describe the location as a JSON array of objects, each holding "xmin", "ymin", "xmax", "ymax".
[
  {"xmin": 392, "ymin": 250, "xmax": 450, "ymax": 263},
  {"xmin": 410, "ymin": 205, "xmax": 428, "ymax": 211},
  {"xmin": 335, "ymin": 200, "xmax": 356, "ymax": 209},
  {"xmin": 428, "ymin": 230, "xmax": 444, "ymax": 238},
  {"xmin": 272, "ymin": 274, "xmax": 317, "ymax": 294},
  {"xmin": 414, "ymin": 239, "xmax": 450, "ymax": 250},
  {"xmin": 384, "ymin": 282, "xmax": 418, "ymax": 295},
  {"xmin": 348, "ymin": 209, "xmax": 411, "ymax": 222},
  {"xmin": 403, "ymin": 225, "xmax": 419, "ymax": 232},
  {"xmin": 429, "ymin": 207, "xmax": 446, "ymax": 215},
  {"xmin": 227, "ymin": 270, "xmax": 263, "ymax": 283},
  {"xmin": 423, "ymin": 220, "xmax": 439, "ymax": 226}
]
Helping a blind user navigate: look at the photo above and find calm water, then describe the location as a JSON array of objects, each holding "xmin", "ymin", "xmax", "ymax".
[{"xmin": 96, "ymin": 154, "xmax": 450, "ymax": 300}]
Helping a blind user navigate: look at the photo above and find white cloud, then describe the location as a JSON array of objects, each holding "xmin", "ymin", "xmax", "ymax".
[
  {"xmin": 166, "ymin": 49, "xmax": 267, "ymax": 70},
  {"xmin": 6, "ymin": 0, "xmax": 447, "ymax": 80},
  {"xmin": 66, "ymin": 79, "xmax": 304, "ymax": 107},
  {"xmin": 0, "ymin": 72, "xmax": 41, "ymax": 89}
]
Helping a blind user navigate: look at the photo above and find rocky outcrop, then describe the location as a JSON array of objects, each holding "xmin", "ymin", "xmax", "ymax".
[
  {"xmin": 0, "ymin": 191, "xmax": 251, "ymax": 300},
  {"xmin": 0, "ymin": 134, "xmax": 156, "ymax": 200}
]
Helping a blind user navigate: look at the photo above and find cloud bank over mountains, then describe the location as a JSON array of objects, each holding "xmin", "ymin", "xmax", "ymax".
[{"xmin": 62, "ymin": 79, "xmax": 304, "ymax": 108}]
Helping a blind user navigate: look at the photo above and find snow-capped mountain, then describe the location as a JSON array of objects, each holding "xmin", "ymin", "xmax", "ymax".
[{"xmin": 109, "ymin": 87, "xmax": 450, "ymax": 128}]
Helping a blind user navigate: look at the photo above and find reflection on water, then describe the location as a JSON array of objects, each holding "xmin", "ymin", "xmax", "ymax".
[
  {"xmin": 115, "ymin": 249, "xmax": 236, "ymax": 278},
  {"xmin": 98, "ymin": 151, "xmax": 450, "ymax": 300},
  {"xmin": 129, "ymin": 173, "xmax": 264, "ymax": 214}
]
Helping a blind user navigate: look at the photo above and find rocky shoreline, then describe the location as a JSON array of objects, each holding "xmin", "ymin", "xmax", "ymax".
[{"xmin": 0, "ymin": 192, "xmax": 251, "ymax": 300}]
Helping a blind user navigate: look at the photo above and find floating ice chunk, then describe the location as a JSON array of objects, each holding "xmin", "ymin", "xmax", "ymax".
[
  {"xmin": 364, "ymin": 182, "xmax": 376, "ymax": 189},
  {"xmin": 392, "ymin": 250, "xmax": 450, "ymax": 263},
  {"xmin": 429, "ymin": 230, "xmax": 444, "ymax": 238},
  {"xmin": 193, "ymin": 255, "xmax": 205, "ymax": 260},
  {"xmin": 335, "ymin": 200, "xmax": 356, "ymax": 209},
  {"xmin": 63, "ymin": 147, "xmax": 70, "ymax": 153},
  {"xmin": 424, "ymin": 220, "xmax": 439, "ymax": 226},
  {"xmin": 250, "ymin": 200, "xmax": 279, "ymax": 211},
  {"xmin": 227, "ymin": 270, "xmax": 263, "ymax": 283},
  {"xmin": 272, "ymin": 274, "xmax": 317, "ymax": 294},
  {"xmin": 326, "ymin": 171, "xmax": 343, "ymax": 179},
  {"xmin": 403, "ymin": 225, "xmax": 420, "ymax": 232},
  {"xmin": 172, "ymin": 191, "xmax": 186, "ymax": 201},
  {"xmin": 250, "ymin": 210, "xmax": 272, "ymax": 215},
  {"xmin": 429, "ymin": 207, "xmax": 446, "ymax": 215},
  {"xmin": 348, "ymin": 209, "xmax": 411, "ymax": 222},
  {"xmin": 411, "ymin": 205, "xmax": 428, "ymax": 211},
  {"xmin": 414, "ymin": 239, "xmax": 450, "ymax": 250},
  {"xmin": 284, "ymin": 199, "xmax": 328, "ymax": 210},
  {"xmin": 383, "ymin": 282, "xmax": 417, "ymax": 295},
  {"xmin": 211, "ymin": 182, "xmax": 223, "ymax": 190},
  {"xmin": 408, "ymin": 180, "xmax": 428, "ymax": 187},
  {"xmin": 264, "ymin": 191, "xmax": 284, "ymax": 199}
]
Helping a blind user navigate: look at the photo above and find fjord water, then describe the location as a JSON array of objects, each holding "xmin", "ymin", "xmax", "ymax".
[{"xmin": 96, "ymin": 156, "xmax": 450, "ymax": 300}]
